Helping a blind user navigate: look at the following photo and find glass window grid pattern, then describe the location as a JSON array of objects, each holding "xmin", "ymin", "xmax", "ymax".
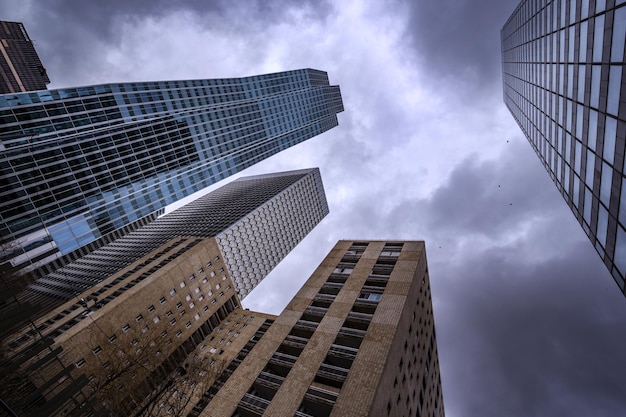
[
  {"xmin": 0, "ymin": 69, "xmax": 343, "ymax": 271},
  {"xmin": 16, "ymin": 169, "xmax": 327, "ymax": 314},
  {"xmin": 502, "ymin": 0, "xmax": 626, "ymax": 292}
]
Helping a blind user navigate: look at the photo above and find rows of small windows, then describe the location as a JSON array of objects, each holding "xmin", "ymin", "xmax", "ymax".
[
  {"xmin": 0, "ymin": 68, "xmax": 318, "ymax": 108},
  {"xmin": 503, "ymin": 65, "xmax": 622, "ymax": 123},
  {"xmin": 386, "ymin": 276, "xmax": 442, "ymax": 417},
  {"xmin": 76, "ymin": 256, "xmax": 231, "ymax": 369},
  {"xmin": 15, "ymin": 172, "xmax": 310, "ymax": 308},
  {"xmin": 8, "ymin": 157, "xmax": 304, "ymax": 254},
  {"xmin": 194, "ymin": 318, "xmax": 274, "ymax": 417},
  {"xmin": 78, "ymin": 296, "xmax": 240, "ymax": 400},
  {"xmin": 294, "ymin": 246, "xmax": 401, "ymax": 406},
  {"xmin": 1, "ymin": 71, "xmax": 337, "ymax": 156},
  {"xmin": 0, "ymin": 69, "xmax": 321, "ymax": 125},
  {"xmin": 503, "ymin": 16, "xmax": 625, "ymax": 68},
  {"xmin": 503, "ymin": 0, "xmax": 626, "ymax": 45},
  {"xmin": 1, "ymin": 125, "xmax": 198, "ymax": 228},
  {"xmin": 504, "ymin": 74, "xmax": 625, "ymax": 261},
  {"xmin": 7, "ymin": 239, "xmax": 201, "ymax": 350}
]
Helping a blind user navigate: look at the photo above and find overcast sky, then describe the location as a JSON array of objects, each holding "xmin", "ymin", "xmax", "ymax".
[{"xmin": 3, "ymin": 0, "xmax": 626, "ymax": 415}]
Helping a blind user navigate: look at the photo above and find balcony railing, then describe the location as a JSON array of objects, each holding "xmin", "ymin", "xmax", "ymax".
[
  {"xmin": 328, "ymin": 343, "xmax": 358, "ymax": 359},
  {"xmin": 304, "ymin": 306, "xmax": 328, "ymax": 316},
  {"xmin": 255, "ymin": 371, "xmax": 284, "ymax": 389},
  {"xmin": 317, "ymin": 363, "xmax": 349, "ymax": 381},
  {"xmin": 322, "ymin": 281, "xmax": 344, "ymax": 290},
  {"xmin": 294, "ymin": 319, "xmax": 320, "ymax": 331},
  {"xmin": 339, "ymin": 326, "xmax": 366, "ymax": 338},
  {"xmin": 269, "ymin": 351, "xmax": 298, "ymax": 367},
  {"xmin": 313, "ymin": 293, "xmax": 336, "ymax": 302},
  {"xmin": 348, "ymin": 310, "xmax": 373, "ymax": 321},
  {"xmin": 305, "ymin": 385, "xmax": 339, "ymax": 406},
  {"xmin": 283, "ymin": 335, "xmax": 309, "ymax": 350},
  {"xmin": 239, "ymin": 393, "xmax": 270, "ymax": 415}
]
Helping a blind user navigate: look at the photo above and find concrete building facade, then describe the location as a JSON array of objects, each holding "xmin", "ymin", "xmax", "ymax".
[
  {"xmin": 190, "ymin": 240, "xmax": 445, "ymax": 417},
  {"xmin": 3, "ymin": 240, "xmax": 444, "ymax": 417}
]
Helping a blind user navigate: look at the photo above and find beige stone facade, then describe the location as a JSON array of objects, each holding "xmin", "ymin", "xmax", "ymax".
[
  {"xmin": 192, "ymin": 240, "xmax": 444, "ymax": 417},
  {"xmin": 4, "ymin": 236, "xmax": 242, "ymax": 415},
  {"xmin": 4, "ymin": 239, "xmax": 444, "ymax": 417}
]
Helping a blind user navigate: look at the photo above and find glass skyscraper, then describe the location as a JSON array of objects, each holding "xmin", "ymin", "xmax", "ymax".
[
  {"xmin": 0, "ymin": 69, "xmax": 343, "ymax": 274},
  {"xmin": 502, "ymin": 0, "xmax": 626, "ymax": 295}
]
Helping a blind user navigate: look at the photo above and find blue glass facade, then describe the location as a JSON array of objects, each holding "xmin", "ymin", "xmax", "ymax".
[
  {"xmin": 502, "ymin": 0, "xmax": 626, "ymax": 294},
  {"xmin": 0, "ymin": 69, "xmax": 343, "ymax": 271}
]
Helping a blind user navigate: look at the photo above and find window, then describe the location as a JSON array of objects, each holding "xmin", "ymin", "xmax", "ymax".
[
  {"xmin": 186, "ymin": 295, "xmax": 192, "ymax": 301},
  {"xmin": 189, "ymin": 302, "xmax": 195, "ymax": 309},
  {"xmin": 197, "ymin": 268, "xmax": 203, "ymax": 274},
  {"xmin": 180, "ymin": 281, "xmax": 186, "ymax": 288},
  {"xmin": 194, "ymin": 313, "xmax": 200, "ymax": 320},
  {"xmin": 159, "ymin": 297, "xmax": 166, "ymax": 304},
  {"xmin": 122, "ymin": 324, "xmax": 131, "ymax": 332},
  {"xmin": 176, "ymin": 330, "xmax": 183, "ymax": 337},
  {"xmin": 153, "ymin": 316, "xmax": 161, "ymax": 324},
  {"xmin": 169, "ymin": 288, "xmax": 176, "ymax": 296},
  {"xmin": 108, "ymin": 334, "xmax": 117, "ymax": 343},
  {"xmin": 76, "ymin": 358, "xmax": 86, "ymax": 368},
  {"xmin": 214, "ymin": 256, "xmax": 220, "ymax": 261},
  {"xmin": 170, "ymin": 318, "xmax": 177, "ymax": 325},
  {"xmin": 92, "ymin": 346, "xmax": 102, "ymax": 355},
  {"xmin": 186, "ymin": 321, "xmax": 192, "ymax": 328},
  {"xmin": 135, "ymin": 314, "xmax": 143, "ymax": 322},
  {"xmin": 206, "ymin": 261, "xmax": 212, "ymax": 268},
  {"xmin": 189, "ymin": 274, "xmax": 195, "ymax": 281},
  {"xmin": 141, "ymin": 325, "xmax": 148, "ymax": 333},
  {"xmin": 176, "ymin": 302, "xmax": 183, "ymax": 309},
  {"xmin": 360, "ymin": 293, "xmax": 382, "ymax": 301},
  {"xmin": 148, "ymin": 305, "xmax": 155, "ymax": 312}
]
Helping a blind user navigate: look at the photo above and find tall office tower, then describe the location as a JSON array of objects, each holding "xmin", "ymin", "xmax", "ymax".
[
  {"xmin": 0, "ymin": 69, "xmax": 343, "ymax": 276},
  {"xmin": 3, "ymin": 239, "xmax": 443, "ymax": 417},
  {"xmin": 186, "ymin": 240, "xmax": 445, "ymax": 417},
  {"xmin": 2, "ymin": 169, "xmax": 327, "ymax": 417},
  {"xmin": 502, "ymin": 1, "xmax": 626, "ymax": 294},
  {"xmin": 13, "ymin": 168, "xmax": 328, "ymax": 317},
  {"xmin": 0, "ymin": 21, "xmax": 50, "ymax": 94}
]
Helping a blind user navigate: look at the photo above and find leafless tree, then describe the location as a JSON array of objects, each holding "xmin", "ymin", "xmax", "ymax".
[{"xmin": 82, "ymin": 323, "xmax": 224, "ymax": 417}]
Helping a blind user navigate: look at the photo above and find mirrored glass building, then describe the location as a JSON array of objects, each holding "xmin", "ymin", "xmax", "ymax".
[
  {"xmin": 502, "ymin": 0, "xmax": 626, "ymax": 294},
  {"xmin": 0, "ymin": 69, "xmax": 343, "ymax": 274}
]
